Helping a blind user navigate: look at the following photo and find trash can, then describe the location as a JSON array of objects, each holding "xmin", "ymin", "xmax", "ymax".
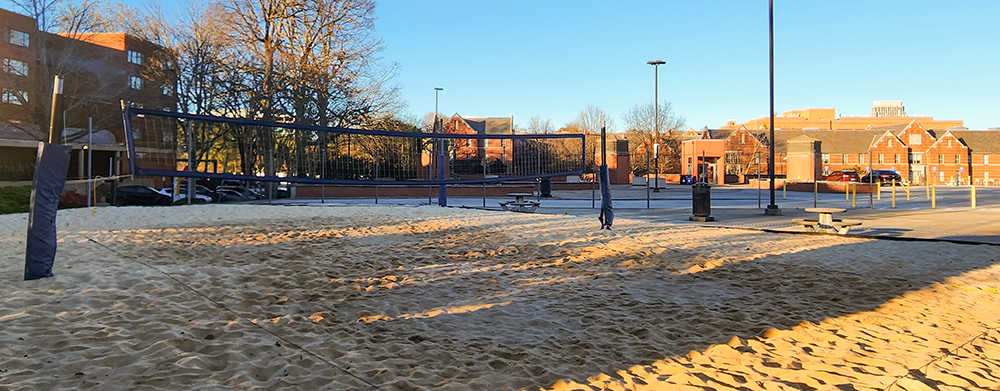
[
  {"xmin": 690, "ymin": 182, "xmax": 715, "ymax": 222},
  {"xmin": 540, "ymin": 178, "xmax": 552, "ymax": 197}
]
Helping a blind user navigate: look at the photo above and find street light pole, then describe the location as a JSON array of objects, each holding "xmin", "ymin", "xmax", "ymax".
[
  {"xmin": 647, "ymin": 60, "xmax": 665, "ymax": 192},
  {"xmin": 765, "ymin": 0, "xmax": 781, "ymax": 216},
  {"xmin": 434, "ymin": 87, "xmax": 446, "ymax": 206}
]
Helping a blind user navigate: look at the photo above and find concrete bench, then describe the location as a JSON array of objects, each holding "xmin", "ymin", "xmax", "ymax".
[
  {"xmin": 792, "ymin": 217, "xmax": 862, "ymax": 235},
  {"xmin": 499, "ymin": 201, "xmax": 540, "ymax": 213}
]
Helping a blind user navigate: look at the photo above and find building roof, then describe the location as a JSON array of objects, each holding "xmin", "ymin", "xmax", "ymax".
[
  {"xmin": 773, "ymin": 130, "xmax": 884, "ymax": 154},
  {"xmin": 951, "ymin": 131, "xmax": 1000, "ymax": 154},
  {"xmin": 462, "ymin": 116, "xmax": 512, "ymax": 135}
]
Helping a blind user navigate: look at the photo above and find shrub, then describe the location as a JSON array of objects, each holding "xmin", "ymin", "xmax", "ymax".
[
  {"xmin": 58, "ymin": 190, "xmax": 88, "ymax": 209},
  {"xmin": 0, "ymin": 185, "xmax": 31, "ymax": 214}
]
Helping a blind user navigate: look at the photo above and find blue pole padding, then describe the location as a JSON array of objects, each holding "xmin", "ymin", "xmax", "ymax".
[{"xmin": 25, "ymin": 142, "xmax": 72, "ymax": 280}]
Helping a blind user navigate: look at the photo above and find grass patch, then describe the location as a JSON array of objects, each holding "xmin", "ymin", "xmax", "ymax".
[{"xmin": 0, "ymin": 185, "xmax": 31, "ymax": 214}]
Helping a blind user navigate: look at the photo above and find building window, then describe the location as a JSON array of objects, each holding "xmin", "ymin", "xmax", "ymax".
[
  {"xmin": 939, "ymin": 171, "xmax": 945, "ymax": 182},
  {"xmin": 859, "ymin": 154, "xmax": 865, "ymax": 164},
  {"xmin": 127, "ymin": 50, "xmax": 143, "ymax": 65},
  {"xmin": 894, "ymin": 153, "xmax": 900, "ymax": 164},
  {"xmin": 938, "ymin": 154, "xmax": 944, "ymax": 164},
  {"xmin": 740, "ymin": 133, "xmax": 745, "ymax": 144},
  {"xmin": 909, "ymin": 134, "xmax": 922, "ymax": 145},
  {"xmin": 822, "ymin": 154, "xmax": 830, "ymax": 164},
  {"xmin": 841, "ymin": 153, "xmax": 848, "ymax": 164},
  {"xmin": 947, "ymin": 140, "xmax": 952, "ymax": 148},
  {"xmin": 3, "ymin": 58, "xmax": 28, "ymax": 76},
  {"xmin": 887, "ymin": 139, "xmax": 893, "ymax": 147},
  {"xmin": 878, "ymin": 154, "xmax": 884, "ymax": 164},
  {"xmin": 8, "ymin": 30, "xmax": 29, "ymax": 47},
  {"xmin": 912, "ymin": 153, "xmax": 922, "ymax": 164},
  {"xmin": 955, "ymin": 154, "xmax": 961, "ymax": 165},
  {"xmin": 129, "ymin": 76, "xmax": 143, "ymax": 90},
  {"xmin": 984, "ymin": 155, "xmax": 989, "ymax": 165},
  {"xmin": 2, "ymin": 89, "xmax": 26, "ymax": 105}
]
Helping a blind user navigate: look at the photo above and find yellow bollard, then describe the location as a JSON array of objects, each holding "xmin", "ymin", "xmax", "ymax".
[
  {"xmin": 931, "ymin": 185, "xmax": 936, "ymax": 209},
  {"xmin": 851, "ymin": 183, "xmax": 857, "ymax": 208},
  {"xmin": 877, "ymin": 182, "xmax": 881, "ymax": 201},
  {"xmin": 782, "ymin": 182, "xmax": 786, "ymax": 199},
  {"xmin": 845, "ymin": 182, "xmax": 850, "ymax": 200},
  {"xmin": 926, "ymin": 182, "xmax": 930, "ymax": 199},
  {"xmin": 904, "ymin": 182, "xmax": 910, "ymax": 200},
  {"xmin": 972, "ymin": 185, "xmax": 976, "ymax": 209},
  {"xmin": 892, "ymin": 181, "xmax": 896, "ymax": 208}
]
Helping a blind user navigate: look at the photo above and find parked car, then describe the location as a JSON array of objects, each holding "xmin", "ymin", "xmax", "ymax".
[
  {"xmin": 862, "ymin": 170, "xmax": 904, "ymax": 185},
  {"xmin": 824, "ymin": 170, "xmax": 860, "ymax": 182},
  {"xmin": 215, "ymin": 186, "xmax": 258, "ymax": 202},
  {"xmin": 109, "ymin": 186, "xmax": 173, "ymax": 206},
  {"xmin": 181, "ymin": 184, "xmax": 223, "ymax": 202}
]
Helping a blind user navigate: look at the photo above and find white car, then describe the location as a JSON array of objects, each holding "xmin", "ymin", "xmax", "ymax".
[{"xmin": 159, "ymin": 187, "xmax": 212, "ymax": 203}]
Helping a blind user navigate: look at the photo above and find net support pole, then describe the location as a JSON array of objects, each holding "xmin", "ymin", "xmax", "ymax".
[
  {"xmin": 86, "ymin": 117, "xmax": 93, "ymax": 207},
  {"xmin": 187, "ymin": 120, "xmax": 194, "ymax": 205}
]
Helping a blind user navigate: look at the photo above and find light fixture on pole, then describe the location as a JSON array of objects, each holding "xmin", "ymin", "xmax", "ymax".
[{"xmin": 647, "ymin": 60, "xmax": 665, "ymax": 192}]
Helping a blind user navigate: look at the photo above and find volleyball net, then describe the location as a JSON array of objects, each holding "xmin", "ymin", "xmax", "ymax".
[{"xmin": 123, "ymin": 108, "xmax": 586, "ymax": 186}]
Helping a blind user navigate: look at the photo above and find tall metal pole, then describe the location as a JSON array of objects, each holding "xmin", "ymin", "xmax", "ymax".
[
  {"xmin": 648, "ymin": 60, "xmax": 665, "ymax": 193},
  {"xmin": 653, "ymin": 144, "xmax": 660, "ymax": 192},
  {"xmin": 48, "ymin": 75, "xmax": 64, "ymax": 144},
  {"xmin": 87, "ymin": 117, "xmax": 93, "ymax": 207},
  {"xmin": 765, "ymin": 0, "xmax": 781, "ymax": 215},
  {"xmin": 186, "ymin": 120, "xmax": 194, "ymax": 205},
  {"xmin": 435, "ymin": 87, "xmax": 445, "ymax": 206}
]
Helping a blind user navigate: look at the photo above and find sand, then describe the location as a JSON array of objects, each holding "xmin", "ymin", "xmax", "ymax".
[{"xmin": 1, "ymin": 204, "xmax": 999, "ymax": 390}]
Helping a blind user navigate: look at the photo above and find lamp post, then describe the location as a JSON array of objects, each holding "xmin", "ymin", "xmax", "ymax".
[
  {"xmin": 765, "ymin": 0, "xmax": 781, "ymax": 215},
  {"xmin": 647, "ymin": 60, "xmax": 665, "ymax": 192},
  {"xmin": 434, "ymin": 87, "xmax": 445, "ymax": 206}
]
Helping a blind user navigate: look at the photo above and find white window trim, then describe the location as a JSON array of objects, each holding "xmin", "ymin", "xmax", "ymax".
[
  {"xmin": 3, "ymin": 58, "xmax": 28, "ymax": 76},
  {"xmin": 129, "ymin": 76, "xmax": 144, "ymax": 90},
  {"xmin": 2, "ymin": 89, "xmax": 26, "ymax": 105},
  {"xmin": 127, "ymin": 50, "xmax": 143, "ymax": 65},
  {"xmin": 8, "ymin": 30, "xmax": 29, "ymax": 47}
]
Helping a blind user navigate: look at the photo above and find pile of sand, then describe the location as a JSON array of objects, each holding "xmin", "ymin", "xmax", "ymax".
[{"xmin": 1, "ymin": 204, "xmax": 998, "ymax": 390}]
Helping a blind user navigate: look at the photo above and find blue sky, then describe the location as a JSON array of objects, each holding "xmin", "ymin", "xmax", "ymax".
[
  {"xmin": 112, "ymin": 1, "xmax": 1000, "ymax": 130},
  {"xmin": 375, "ymin": 1, "xmax": 1000, "ymax": 130}
]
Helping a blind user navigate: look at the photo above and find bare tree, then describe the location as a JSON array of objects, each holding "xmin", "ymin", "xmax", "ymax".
[
  {"xmin": 575, "ymin": 105, "xmax": 616, "ymax": 134},
  {"xmin": 525, "ymin": 115, "xmax": 553, "ymax": 134},
  {"xmin": 622, "ymin": 101, "xmax": 686, "ymax": 175}
]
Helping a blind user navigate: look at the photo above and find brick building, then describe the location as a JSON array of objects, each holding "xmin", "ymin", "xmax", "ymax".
[
  {"xmin": 0, "ymin": 7, "xmax": 177, "ymax": 185},
  {"xmin": 441, "ymin": 114, "xmax": 514, "ymax": 177},
  {"xmin": 706, "ymin": 121, "xmax": 1000, "ymax": 186}
]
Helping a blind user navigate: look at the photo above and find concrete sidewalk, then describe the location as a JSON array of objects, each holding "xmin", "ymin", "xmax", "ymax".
[{"xmin": 542, "ymin": 205, "xmax": 1000, "ymax": 246}]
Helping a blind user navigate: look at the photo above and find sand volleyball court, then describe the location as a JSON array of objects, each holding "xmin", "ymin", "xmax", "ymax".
[{"xmin": 1, "ymin": 204, "xmax": 999, "ymax": 390}]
